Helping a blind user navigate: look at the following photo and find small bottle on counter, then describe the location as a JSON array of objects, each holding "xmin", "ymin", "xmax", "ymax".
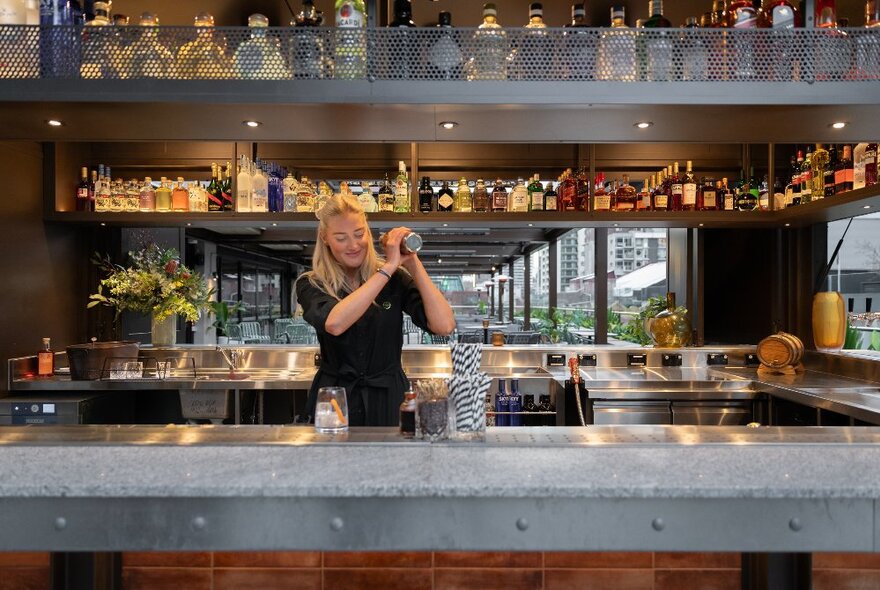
[
  {"xmin": 37, "ymin": 337, "xmax": 54, "ymax": 377},
  {"xmin": 522, "ymin": 393, "xmax": 538, "ymax": 426},
  {"xmin": 399, "ymin": 385, "xmax": 417, "ymax": 438},
  {"xmin": 508, "ymin": 379, "xmax": 522, "ymax": 426},
  {"xmin": 494, "ymin": 379, "xmax": 509, "ymax": 426}
]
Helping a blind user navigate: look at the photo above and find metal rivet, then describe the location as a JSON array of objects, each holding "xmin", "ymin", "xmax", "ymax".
[
  {"xmin": 330, "ymin": 517, "xmax": 344, "ymax": 531},
  {"xmin": 789, "ymin": 518, "xmax": 802, "ymax": 531},
  {"xmin": 54, "ymin": 517, "xmax": 67, "ymax": 531},
  {"xmin": 652, "ymin": 518, "xmax": 665, "ymax": 531},
  {"xmin": 516, "ymin": 518, "xmax": 529, "ymax": 531},
  {"xmin": 191, "ymin": 516, "xmax": 207, "ymax": 531}
]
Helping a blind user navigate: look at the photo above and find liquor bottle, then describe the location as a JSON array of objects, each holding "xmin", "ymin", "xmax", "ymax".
[
  {"xmin": 711, "ymin": 0, "xmax": 728, "ymax": 26},
  {"xmin": 296, "ymin": 177, "xmax": 316, "ymax": 212},
  {"xmin": 108, "ymin": 178, "xmax": 124, "ymax": 212},
  {"xmin": 251, "ymin": 163, "xmax": 269, "ymax": 212},
  {"xmin": 563, "ymin": 3, "xmax": 593, "ymax": 80},
  {"xmin": 378, "ymin": 173, "xmax": 394, "ymax": 212},
  {"xmin": 641, "ymin": 0, "xmax": 673, "ymax": 82},
  {"xmin": 525, "ymin": 2, "xmax": 546, "ymax": 29},
  {"xmin": 510, "ymin": 2, "xmax": 548, "ymax": 80},
  {"xmin": 473, "ymin": 179, "xmax": 489, "ymax": 212},
  {"xmin": 177, "ymin": 12, "xmax": 229, "ymax": 79},
  {"xmin": 471, "ymin": 3, "xmax": 507, "ymax": 81},
  {"xmin": 865, "ymin": 143, "xmax": 878, "ymax": 186},
  {"xmin": 508, "ymin": 379, "xmax": 522, "ymax": 427},
  {"xmin": 356, "ymin": 181, "xmax": 377, "ymax": 212},
  {"xmin": 638, "ymin": 177, "xmax": 652, "ymax": 211},
  {"xmin": 680, "ymin": 15, "xmax": 708, "ymax": 81},
  {"xmin": 154, "ymin": 177, "xmax": 171, "ymax": 212},
  {"xmin": 387, "ymin": 0, "xmax": 415, "ymax": 80},
  {"xmin": 735, "ymin": 173, "xmax": 758, "ymax": 210},
  {"xmin": 593, "ymin": 174, "xmax": 610, "ymax": 211},
  {"xmin": 824, "ymin": 144, "xmax": 838, "ymax": 197},
  {"xmin": 88, "ymin": 169, "xmax": 97, "ymax": 211},
  {"xmin": 613, "ymin": 174, "xmax": 637, "ymax": 211},
  {"xmin": 222, "ymin": 162, "xmax": 234, "ymax": 211},
  {"xmin": 283, "ymin": 171, "xmax": 298, "ymax": 212},
  {"xmin": 430, "ymin": 11, "xmax": 462, "ymax": 79},
  {"xmin": 334, "ymin": 0, "xmax": 367, "ymax": 79},
  {"xmin": 394, "ymin": 161, "xmax": 410, "ymax": 213},
  {"xmin": 543, "ymin": 180, "xmax": 558, "ymax": 211},
  {"xmin": 235, "ymin": 14, "xmax": 291, "ymax": 79},
  {"xmin": 801, "ymin": 148, "xmax": 813, "ymax": 203},
  {"xmin": 722, "ymin": 178, "xmax": 735, "ymax": 211},
  {"xmin": 644, "ymin": 0, "xmax": 672, "ymax": 27},
  {"xmin": 558, "ymin": 169, "xmax": 577, "ymax": 211},
  {"xmin": 538, "ymin": 393, "xmax": 555, "ymax": 426},
  {"xmin": 494, "ymin": 379, "xmax": 509, "ymax": 427},
  {"xmin": 815, "ymin": 0, "xmax": 837, "ymax": 27},
  {"xmin": 812, "ymin": 143, "xmax": 830, "ymax": 200},
  {"xmin": 835, "ymin": 144, "xmax": 853, "ymax": 194},
  {"xmin": 728, "ymin": 0, "xmax": 759, "ymax": 27},
  {"xmin": 485, "ymin": 392, "xmax": 495, "ymax": 427},
  {"xmin": 453, "ymin": 177, "xmax": 471, "ymax": 212},
  {"xmin": 669, "ymin": 162, "xmax": 683, "ymax": 211},
  {"xmin": 522, "ymin": 394, "xmax": 538, "ymax": 426},
  {"xmin": 765, "ymin": 0, "xmax": 798, "ymax": 28},
  {"xmin": 699, "ymin": 177, "xmax": 718, "ymax": 211},
  {"xmin": 575, "ymin": 167, "xmax": 590, "ymax": 211},
  {"xmin": 567, "ymin": 3, "xmax": 589, "ymax": 27},
  {"xmin": 125, "ymin": 12, "xmax": 175, "ymax": 79},
  {"xmin": 437, "ymin": 180, "xmax": 454, "ymax": 212},
  {"xmin": 236, "ymin": 156, "xmax": 252, "ymax": 213},
  {"xmin": 491, "ymin": 179, "xmax": 508, "ymax": 212},
  {"xmin": 654, "ymin": 169, "xmax": 670, "ymax": 211},
  {"xmin": 528, "ymin": 174, "xmax": 544, "ymax": 211},
  {"xmin": 76, "ymin": 167, "xmax": 90, "ymax": 211},
  {"xmin": 123, "ymin": 179, "xmax": 137, "ymax": 212},
  {"xmin": 869, "ymin": 0, "xmax": 880, "ymax": 27},
  {"xmin": 682, "ymin": 161, "xmax": 697, "ymax": 211},
  {"xmin": 315, "ymin": 180, "xmax": 333, "ymax": 212},
  {"xmin": 507, "ymin": 178, "xmax": 528, "ymax": 212},
  {"xmin": 758, "ymin": 174, "xmax": 770, "ymax": 211},
  {"xmin": 79, "ymin": 1, "xmax": 110, "ymax": 79},
  {"xmin": 598, "ymin": 6, "xmax": 636, "ymax": 81},
  {"xmin": 418, "ymin": 176, "xmax": 433, "ymax": 213},
  {"xmin": 291, "ymin": 0, "xmax": 325, "ymax": 79},
  {"xmin": 399, "ymin": 386, "xmax": 416, "ymax": 437},
  {"xmin": 171, "ymin": 177, "xmax": 188, "ymax": 212},
  {"xmin": 37, "ymin": 337, "xmax": 54, "ymax": 377},
  {"xmin": 206, "ymin": 163, "xmax": 221, "ymax": 212}
]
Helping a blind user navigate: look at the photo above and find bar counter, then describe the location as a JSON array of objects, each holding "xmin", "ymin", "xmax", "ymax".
[{"xmin": 1, "ymin": 424, "xmax": 880, "ymax": 554}]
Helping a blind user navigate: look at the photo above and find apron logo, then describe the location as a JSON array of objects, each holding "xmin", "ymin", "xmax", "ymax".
[{"xmin": 382, "ymin": 301, "xmax": 391, "ymax": 310}]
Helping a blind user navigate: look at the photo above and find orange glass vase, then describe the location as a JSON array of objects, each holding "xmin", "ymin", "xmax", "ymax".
[{"xmin": 812, "ymin": 291, "xmax": 846, "ymax": 353}]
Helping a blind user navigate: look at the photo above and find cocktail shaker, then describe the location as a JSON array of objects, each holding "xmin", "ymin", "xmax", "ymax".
[{"xmin": 380, "ymin": 231, "xmax": 422, "ymax": 254}]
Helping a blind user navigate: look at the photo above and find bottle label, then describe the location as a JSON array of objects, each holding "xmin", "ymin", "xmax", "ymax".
[
  {"xmin": 615, "ymin": 200, "xmax": 633, "ymax": 211},
  {"xmin": 594, "ymin": 195, "xmax": 611, "ymax": 210},
  {"xmin": 438, "ymin": 193, "xmax": 454, "ymax": 209},
  {"xmin": 38, "ymin": 352, "xmax": 52, "ymax": 376},
  {"xmin": 683, "ymin": 184, "xmax": 696, "ymax": 205},
  {"xmin": 703, "ymin": 190, "xmax": 716, "ymax": 208},
  {"xmin": 845, "ymin": 168, "xmax": 854, "ymax": 183},
  {"xmin": 510, "ymin": 190, "xmax": 528, "ymax": 211},
  {"xmin": 492, "ymin": 193, "xmax": 508, "ymax": 210},
  {"xmin": 544, "ymin": 195, "xmax": 557, "ymax": 210},
  {"xmin": 394, "ymin": 182, "xmax": 409, "ymax": 211},
  {"xmin": 835, "ymin": 169, "xmax": 845, "ymax": 186},
  {"xmin": 336, "ymin": 1, "xmax": 364, "ymax": 27},
  {"xmin": 379, "ymin": 195, "xmax": 394, "ymax": 212},
  {"xmin": 530, "ymin": 192, "xmax": 544, "ymax": 210},
  {"xmin": 77, "ymin": 188, "xmax": 89, "ymax": 199},
  {"xmin": 724, "ymin": 194, "xmax": 734, "ymax": 210},
  {"xmin": 672, "ymin": 183, "xmax": 683, "ymax": 197},
  {"xmin": 654, "ymin": 194, "xmax": 668, "ymax": 209}
]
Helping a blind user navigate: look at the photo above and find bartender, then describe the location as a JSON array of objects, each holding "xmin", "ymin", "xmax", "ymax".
[{"xmin": 295, "ymin": 193, "xmax": 456, "ymax": 426}]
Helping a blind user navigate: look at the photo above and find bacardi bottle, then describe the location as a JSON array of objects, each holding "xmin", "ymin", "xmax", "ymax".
[{"xmin": 334, "ymin": 0, "xmax": 367, "ymax": 79}]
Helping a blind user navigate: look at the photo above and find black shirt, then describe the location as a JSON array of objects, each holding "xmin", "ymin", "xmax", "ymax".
[{"xmin": 295, "ymin": 269, "xmax": 432, "ymax": 426}]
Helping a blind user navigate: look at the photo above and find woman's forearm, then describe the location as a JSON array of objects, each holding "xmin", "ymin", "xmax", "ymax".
[
  {"xmin": 406, "ymin": 260, "xmax": 456, "ymax": 336},
  {"xmin": 324, "ymin": 265, "xmax": 396, "ymax": 335}
]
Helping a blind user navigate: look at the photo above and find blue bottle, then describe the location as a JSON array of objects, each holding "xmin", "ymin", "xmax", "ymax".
[
  {"xmin": 494, "ymin": 379, "xmax": 509, "ymax": 427},
  {"xmin": 269, "ymin": 163, "xmax": 283, "ymax": 212},
  {"xmin": 508, "ymin": 379, "xmax": 522, "ymax": 426}
]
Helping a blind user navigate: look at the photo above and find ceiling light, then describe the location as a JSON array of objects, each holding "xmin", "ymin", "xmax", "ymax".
[
  {"xmin": 863, "ymin": 205, "xmax": 872, "ymax": 209},
  {"xmin": 528, "ymin": 223, "xmax": 533, "ymax": 227},
  {"xmin": 698, "ymin": 223, "xmax": 704, "ymax": 227},
  {"xmin": 437, "ymin": 258, "xmax": 442, "ymax": 264},
  {"xmin": 634, "ymin": 121, "xmax": 653, "ymax": 129},
  {"xmin": 831, "ymin": 121, "xmax": 846, "ymax": 129},
  {"xmin": 442, "ymin": 223, "xmax": 448, "ymax": 227},
  {"xmin": 272, "ymin": 222, "xmax": 277, "ymax": 226},
  {"xmin": 243, "ymin": 120, "xmax": 262, "ymax": 128},
  {"xmin": 439, "ymin": 121, "xmax": 458, "ymax": 129},
  {"xmin": 784, "ymin": 223, "xmax": 791, "ymax": 227},
  {"xmin": 46, "ymin": 119, "xmax": 63, "ymax": 127}
]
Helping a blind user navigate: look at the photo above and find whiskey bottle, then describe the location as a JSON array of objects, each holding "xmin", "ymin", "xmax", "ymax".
[
  {"xmin": 491, "ymin": 179, "xmax": 508, "ymax": 212},
  {"xmin": 454, "ymin": 177, "xmax": 472, "ymax": 212},
  {"xmin": 378, "ymin": 173, "xmax": 395, "ymax": 212},
  {"xmin": 473, "ymin": 179, "xmax": 489, "ymax": 212},
  {"xmin": 801, "ymin": 148, "xmax": 813, "ymax": 203},
  {"xmin": 654, "ymin": 169, "xmax": 669, "ymax": 211},
  {"xmin": 835, "ymin": 144, "xmax": 853, "ymax": 194},
  {"xmin": 558, "ymin": 169, "xmax": 576, "ymax": 211},
  {"xmin": 418, "ymin": 176, "xmax": 434, "ymax": 213},
  {"xmin": 543, "ymin": 180, "xmax": 558, "ymax": 211},
  {"xmin": 682, "ymin": 161, "xmax": 697, "ymax": 211},
  {"xmin": 528, "ymin": 174, "xmax": 544, "ymax": 211},
  {"xmin": 593, "ymin": 174, "xmax": 611, "ymax": 212},
  {"xmin": 575, "ymin": 167, "xmax": 590, "ymax": 211},
  {"xmin": 76, "ymin": 167, "xmax": 90, "ymax": 211},
  {"xmin": 437, "ymin": 180, "xmax": 454, "ymax": 212},
  {"xmin": 510, "ymin": 178, "xmax": 530, "ymax": 212},
  {"xmin": 721, "ymin": 178, "xmax": 735, "ymax": 211},
  {"xmin": 699, "ymin": 177, "xmax": 717, "ymax": 211},
  {"xmin": 824, "ymin": 144, "xmax": 838, "ymax": 197},
  {"xmin": 37, "ymin": 338, "xmax": 54, "ymax": 377},
  {"xmin": 613, "ymin": 174, "xmax": 637, "ymax": 211},
  {"xmin": 812, "ymin": 144, "xmax": 829, "ymax": 200}
]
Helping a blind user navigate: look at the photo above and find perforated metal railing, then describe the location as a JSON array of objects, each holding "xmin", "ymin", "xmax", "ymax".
[{"xmin": 0, "ymin": 26, "xmax": 878, "ymax": 82}]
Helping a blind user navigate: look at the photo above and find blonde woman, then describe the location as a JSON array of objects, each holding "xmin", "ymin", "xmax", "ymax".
[{"xmin": 295, "ymin": 193, "xmax": 456, "ymax": 426}]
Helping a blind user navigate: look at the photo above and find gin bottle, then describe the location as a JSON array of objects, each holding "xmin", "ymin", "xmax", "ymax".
[
  {"xmin": 509, "ymin": 177, "xmax": 529, "ymax": 212},
  {"xmin": 528, "ymin": 174, "xmax": 544, "ymax": 211},
  {"xmin": 563, "ymin": 3, "xmax": 593, "ymax": 80},
  {"xmin": 234, "ymin": 13, "xmax": 290, "ymax": 80},
  {"xmin": 125, "ymin": 12, "xmax": 175, "ymax": 78},
  {"xmin": 454, "ymin": 177, "xmax": 472, "ymax": 212},
  {"xmin": 470, "ymin": 3, "xmax": 507, "ymax": 80},
  {"xmin": 418, "ymin": 176, "xmax": 434, "ymax": 213},
  {"xmin": 437, "ymin": 180, "xmax": 454, "ymax": 212},
  {"xmin": 429, "ymin": 11, "xmax": 462, "ymax": 79},
  {"xmin": 177, "ymin": 12, "xmax": 229, "ymax": 79},
  {"xmin": 290, "ymin": 0, "xmax": 325, "ymax": 79},
  {"xmin": 79, "ymin": 1, "xmax": 110, "ymax": 79},
  {"xmin": 512, "ymin": 2, "xmax": 548, "ymax": 80},
  {"xmin": 334, "ymin": 0, "xmax": 367, "ymax": 79},
  {"xmin": 640, "ymin": 0, "xmax": 673, "ymax": 82},
  {"xmin": 597, "ymin": 6, "xmax": 636, "ymax": 81}
]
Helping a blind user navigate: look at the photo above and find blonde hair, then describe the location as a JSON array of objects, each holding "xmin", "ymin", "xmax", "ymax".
[{"xmin": 303, "ymin": 193, "xmax": 383, "ymax": 299}]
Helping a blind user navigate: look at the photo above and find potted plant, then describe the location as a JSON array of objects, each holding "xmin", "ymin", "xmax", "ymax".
[
  {"xmin": 209, "ymin": 300, "xmax": 243, "ymax": 344},
  {"xmin": 88, "ymin": 244, "xmax": 213, "ymax": 346}
]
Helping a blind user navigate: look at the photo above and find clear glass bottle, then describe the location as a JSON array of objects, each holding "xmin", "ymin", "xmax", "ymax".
[
  {"xmin": 154, "ymin": 177, "xmax": 171, "ymax": 212},
  {"xmin": 430, "ymin": 11, "xmax": 462, "ymax": 79},
  {"xmin": 511, "ymin": 2, "xmax": 548, "ymax": 80},
  {"xmin": 470, "ymin": 3, "xmax": 508, "ymax": 80},
  {"xmin": 283, "ymin": 171, "xmax": 298, "ymax": 212},
  {"xmin": 641, "ymin": 0, "xmax": 673, "ymax": 82},
  {"xmin": 356, "ymin": 180, "xmax": 377, "ymax": 212},
  {"xmin": 109, "ymin": 178, "xmax": 125, "ymax": 212},
  {"xmin": 177, "ymin": 12, "xmax": 229, "ymax": 79},
  {"xmin": 726, "ymin": 0, "xmax": 758, "ymax": 80},
  {"xmin": 235, "ymin": 14, "xmax": 290, "ymax": 80},
  {"xmin": 563, "ymin": 3, "xmax": 593, "ymax": 80},
  {"xmin": 680, "ymin": 16, "xmax": 708, "ymax": 81},
  {"xmin": 251, "ymin": 163, "xmax": 269, "ymax": 212},
  {"xmin": 387, "ymin": 0, "xmax": 415, "ymax": 80},
  {"xmin": 812, "ymin": 143, "xmax": 830, "ymax": 200},
  {"xmin": 315, "ymin": 180, "xmax": 333, "ymax": 212},
  {"xmin": 290, "ymin": 0, "xmax": 325, "ymax": 80},
  {"xmin": 378, "ymin": 173, "xmax": 394, "ymax": 212},
  {"xmin": 454, "ymin": 177, "xmax": 472, "ymax": 212},
  {"xmin": 123, "ymin": 178, "xmax": 137, "ymax": 211},
  {"xmin": 334, "ymin": 0, "xmax": 367, "ymax": 79},
  {"xmin": 473, "ymin": 179, "xmax": 489, "ymax": 212},
  {"xmin": 490, "ymin": 178, "xmax": 508, "ymax": 212},
  {"xmin": 509, "ymin": 177, "xmax": 529, "ymax": 212},
  {"xmin": 394, "ymin": 161, "xmax": 410, "ymax": 213},
  {"xmin": 297, "ymin": 177, "xmax": 317, "ymax": 212},
  {"xmin": 125, "ymin": 12, "xmax": 175, "ymax": 78},
  {"xmin": 528, "ymin": 174, "xmax": 544, "ymax": 211},
  {"xmin": 236, "ymin": 156, "xmax": 252, "ymax": 213},
  {"xmin": 598, "ymin": 5, "xmax": 636, "ymax": 81},
  {"xmin": 37, "ymin": 337, "xmax": 54, "ymax": 377},
  {"xmin": 80, "ymin": 1, "xmax": 111, "ymax": 79}
]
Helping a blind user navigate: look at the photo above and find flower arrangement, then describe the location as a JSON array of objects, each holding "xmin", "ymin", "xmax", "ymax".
[{"xmin": 88, "ymin": 244, "xmax": 213, "ymax": 323}]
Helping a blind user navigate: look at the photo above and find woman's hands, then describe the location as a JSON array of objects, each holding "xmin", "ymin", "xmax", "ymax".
[{"xmin": 381, "ymin": 226, "xmax": 419, "ymax": 273}]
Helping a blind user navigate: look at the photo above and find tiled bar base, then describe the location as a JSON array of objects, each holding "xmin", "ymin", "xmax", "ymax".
[{"xmin": 3, "ymin": 551, "xmax": 880, "ymax": 589}]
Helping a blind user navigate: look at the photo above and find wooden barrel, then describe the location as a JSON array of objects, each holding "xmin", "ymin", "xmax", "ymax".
[{"xmin": 757, "ymin": 332, "xmax": 804, "ymax": 368}]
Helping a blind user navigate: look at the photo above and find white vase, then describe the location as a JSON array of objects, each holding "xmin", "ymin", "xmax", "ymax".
[
  {"xmin": 151, "ymin": 314, "xmax": 177, "ymax": 346},
  {"xmin": 217, "ymin": 335, "xmax": 229, "ymax": 346}
]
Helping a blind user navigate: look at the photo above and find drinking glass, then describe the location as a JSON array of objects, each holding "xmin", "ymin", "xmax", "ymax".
[{"xmin": 315, "ymin": 386, "xmax": 349, "ymax": 433}]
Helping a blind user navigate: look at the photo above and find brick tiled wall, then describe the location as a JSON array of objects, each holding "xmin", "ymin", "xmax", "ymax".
[{"xmin": 4, "ymin": 551, "xmax": 880, "ymax": 589}]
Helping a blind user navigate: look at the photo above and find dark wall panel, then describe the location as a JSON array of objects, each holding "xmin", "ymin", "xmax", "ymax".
[{"xmin": 0, "ymin": 141, "xmax": 85, "ymax": 392}]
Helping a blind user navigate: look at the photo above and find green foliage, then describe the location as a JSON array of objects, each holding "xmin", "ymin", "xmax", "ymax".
[
  {"xmin": 869, "ymin": 330, "xmax": 880, "ymax": 352},
  {"xmin": 614, "ymin": 296, "xmax": 671, "ymax": 346},
  {"xmin": 88, "ymin": 244, "xmax": 213, "ymax": 323},
  {"xmin": 531, "ymin": 308, "xmax": 595, "ymax": 343},
  {"xmin": 477, "ymin": 299, "xmax": 487, "ymax": 314},
  {"xmin": 844, "ymin": 319, "xmax": 864, "ymax": 350},
  {"xmin": 209, "ymin": 300, "xmax": 243, "ymax": 336}
]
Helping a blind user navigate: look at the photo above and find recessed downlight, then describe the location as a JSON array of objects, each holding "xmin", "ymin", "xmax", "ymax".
[
  {"xmin": 634, "ymin": 121, "xmax": 653, "ymax": 129},
  {"xmin": 46, "ymin": 119, "xmax": 63, "ymax": 127},
  {"xmin": 439, "ymin": 121, "xmax": 458, "ymax": 129},
  {"xmin": 864, "ymin": 205, "xmax": 872, "ymax": 209},
  {"xmin": 785, "ymin": 223, "xmax": 791, "ymax": 227},
  {"xmin": 243, "ymin": 120, "xmax": 262, "ymax": 128},
  {"xmin": 831, "ymin": 121, "xmax": 847, "ymax": 129}
]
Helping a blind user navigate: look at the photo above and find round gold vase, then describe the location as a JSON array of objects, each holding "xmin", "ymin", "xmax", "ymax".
[
  {"xmin": 648, "ymin": 292, "xmax": 691, "ymax": 348},
  {"xmin": 812, "ymin": 291, "xmax": 846, "ymax": 353}
]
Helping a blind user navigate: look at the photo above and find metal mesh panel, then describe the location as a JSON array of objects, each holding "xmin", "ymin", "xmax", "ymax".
[{"xmin": 0, "ymin": 25, "xmax": 878, "ymax": 82}]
